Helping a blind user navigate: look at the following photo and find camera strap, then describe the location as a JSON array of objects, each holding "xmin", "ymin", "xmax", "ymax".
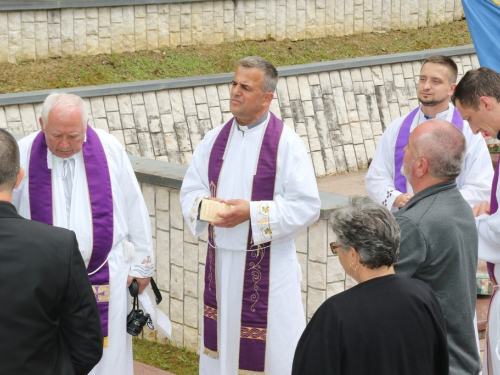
[
  {"xmin": 129, "ymin": 279, "xmax": 140, "ymax": 311},
  {"xmin": 150, "ymin": 278, "xmax": 162, "ymax": 305},
  {"xmin": 128, "ymin": 278, "xmax": 162, "ymax": 305}
]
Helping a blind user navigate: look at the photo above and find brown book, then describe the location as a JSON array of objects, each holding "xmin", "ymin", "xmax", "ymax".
[{"xmin": 199, "ymin": 199, "xmax": 232, "ymax": 222}]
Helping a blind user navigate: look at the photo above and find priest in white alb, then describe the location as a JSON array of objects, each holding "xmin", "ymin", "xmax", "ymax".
[
  {"xmin": 13, "ymin": 93, "xmax": 155, "ymax": 375},
  {"xmin": 180, "ymin": 57, "xmax": 321, "ymax": 375},
  {"xmin": 365, "ymin": 55, "xmax": 492, "ymax": 211}
]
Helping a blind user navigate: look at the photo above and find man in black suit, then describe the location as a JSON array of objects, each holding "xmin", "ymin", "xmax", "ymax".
[{"xmin": 0, "ymin": 128, "xmax": 103, "ymax": 375}]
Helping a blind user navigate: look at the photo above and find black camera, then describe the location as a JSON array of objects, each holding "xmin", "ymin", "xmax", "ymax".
[
  {"xmin": 127, "ymin": 279, "xmax": 154, "ymax": 336},
  {"xmin": 127, "ymin": 308, "xmax": 151, "ymax": 336}
]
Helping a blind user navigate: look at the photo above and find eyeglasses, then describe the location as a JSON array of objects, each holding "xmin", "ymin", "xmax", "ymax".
[{"xmin": 329, "ymin": 242, "xmax": 342, "ymax": 255}]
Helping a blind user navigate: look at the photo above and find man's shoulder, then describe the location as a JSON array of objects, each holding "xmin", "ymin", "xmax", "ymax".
[
  {"xmin": 279, "ymin": 122, "xmax": 303, "ymax": 143},
  {"xmin": 93, "ymin": 128, "xmax": 123, "ymax": 149},
  {"xmin": 12, "ymin": 216, "xmax": 75, "ymax": 247},
  {"xmin": 396, "ymin": 186, "xmax": 467, "ymax": 225},
  {"xmin": 374, "ymin": 112, "xmax": 412, "ymax": 148},
  {"xmin": 17, "ymin": 131, "xmax": 39, "ymax": 149},
  {"xmin": 394, "ymin": 199, "xmax": 433, "ymax": 226}
]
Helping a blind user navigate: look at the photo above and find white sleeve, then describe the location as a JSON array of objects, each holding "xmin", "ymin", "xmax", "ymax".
[
  {"xmin": 13, "ymin": 133, "xmax": 38, "ymax": 214},
  {"xmin": 458, "ymin": 122, "xmax": 493, "ymax": 206},
  {"xmin": 249, "ymin": 131, "xmax": 320, "ymax": 245},
  {"xmin": 179, "ymin": 136, "xmax": 211, "ymax": 238},
  {"xmin": 115, "ymin": 144, "xmax": 155, "ymax": 278},
  {"xmin": 477, "ymin": 178, "xmax": 500, "ymax": 263},
  {"xmin": 365, "ymin": 118, "xmax": 404, "ymax": 212}
]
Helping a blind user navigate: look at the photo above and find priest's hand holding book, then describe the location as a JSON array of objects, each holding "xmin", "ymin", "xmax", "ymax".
[{"xmin": 200, "ymin": 198, "xmax": 250, "ymax": 228}]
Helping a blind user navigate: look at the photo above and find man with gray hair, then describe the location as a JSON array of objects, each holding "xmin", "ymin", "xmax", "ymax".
[
  {"xmin": 395, "ymin": 119, "xmax": 481, "ymax": 374},
  {"xmin": 13, "ymin": 92, "xmax": 155, "ymax": 375},
  {"xmin": 0, "ymin": 128, "xmax": 103, "ymax": 374},
  {"xmin": 181, "ymin": 56, "xmax": 321, "ymax": 374}
]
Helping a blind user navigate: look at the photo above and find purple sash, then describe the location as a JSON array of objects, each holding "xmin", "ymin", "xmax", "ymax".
[
  {"xmin": 205, "ymin": 113, "xmax": 283, "ymax": 373},
  {"xmin": 29, "ymin": 127, "xmax": 114, "ymax": 343},
  {"xmin": 486, "ymin": 159, "xmax": 500, "ymax": 372},
  {"xmin": 394, "ymin": 107, "xmax": 463, "ymax": 193}
]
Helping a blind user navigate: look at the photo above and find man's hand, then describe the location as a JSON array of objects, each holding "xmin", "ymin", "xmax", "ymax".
[
  {"xmin": 127, "ymin": 276, "xmax": 151, "ymax": 294},
  {"xmin": 473, "ymin": 201, "xmax": 490, "ymax": 217},
  {"xmin": 211, "ymin": 199, "xmax": 250, "ymax": 228},
  {"xmin": 393, "ymin": 193, "xmax": 413, "ymax": 208}
]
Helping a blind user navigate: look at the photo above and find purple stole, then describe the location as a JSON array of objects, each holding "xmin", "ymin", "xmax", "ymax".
[
  {"xmin": 394, "ymin": 107, "xmax": 463, "ymax": 193},
  {"xmin": 486, "ymin": 160, "xmax": 500, "ymax": 373},
  {"xmin": 204, "ymin": 113, "xmax": 283, "ymax": 374},
  {"xmin": 29, "ymin": 127, "xmax": 113, "ymax": 346}
]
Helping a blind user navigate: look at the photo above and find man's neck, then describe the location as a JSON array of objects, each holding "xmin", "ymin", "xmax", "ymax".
[
  {"xmin": 411, "ymin": 177, "xmax": 449, "ymax": 195},
  {"xmin": 0, "ymin": 192, "xmax": 12, "ymax": 203},
  {"xmin": 235, "ymin": 110, "xmax": 269, "ymax": 127},
  {"xmin": 421, "ymin": 102, "xmax": 450, "ymax": 119}
]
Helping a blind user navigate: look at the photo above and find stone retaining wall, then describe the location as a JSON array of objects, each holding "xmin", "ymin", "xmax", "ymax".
[
  {"xmin": 0, "ymin": 46, "xmax": 479, "ymax": 178},
  {"xmin": 128, "ymin": 155, "xmax": 351, "ymax": 350},
  {"xmin": 0, "ymin": 0, "xmax": 464, "ymax": 63}
]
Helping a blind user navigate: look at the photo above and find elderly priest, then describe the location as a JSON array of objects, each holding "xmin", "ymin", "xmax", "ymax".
[{"xmin": 13, "ymin": 93, "xmax": 155, "ymax": 375}]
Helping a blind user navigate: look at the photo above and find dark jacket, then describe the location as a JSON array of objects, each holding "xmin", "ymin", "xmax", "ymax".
[
  {"xmin": 395, "ymin": 180, "xmax": 481, "ymax": 375},
  {"xmin": 0, "ymin": 201, "xmax": 103, "ymax": 375},
  {"xmin": 292, "ymin": 275, "xmax": 449, "ymax": 375}
]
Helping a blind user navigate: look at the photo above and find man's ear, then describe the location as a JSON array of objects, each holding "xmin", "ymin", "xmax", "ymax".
[
  {"xmin": 39, "ymin": 117, "xmax": 45, "ymax": 132},
  {"xmin": 14, "ymin": 166, "xmax": 24, "ymax": 190},
  {"xmin": 263, "ymin": 92, "xmax": 274, "ymax": 106},
  {"xmin": 480, "ymin": 96, "xmax": 494, "ymax": 111},
  {"xmin": 414, "ymin": 157, "xmax": 428, "ymax": 178},
  {"xmin": 448, "ymin": 82, "xmax": 457, "ymax": 97}
]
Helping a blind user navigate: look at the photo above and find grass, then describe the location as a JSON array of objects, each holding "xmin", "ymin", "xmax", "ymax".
[
  {"xmin": 133, "ymin": 338, "xmax": 199, "ymax": 375},
  {"xmin": 0, "ymin": 19, "xmax": 472, "ymax": 94}
]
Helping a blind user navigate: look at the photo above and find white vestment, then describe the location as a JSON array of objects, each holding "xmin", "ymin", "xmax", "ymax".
[
  {"xmin": 476, "ymin": 180, "xmax": 500, "ymax": 374},
  {"xmin": 365, "ymin": 104, "xmax": 493, "ymax": 212},
  {"xmin": 180, "ymin": 115, "xmax": 321, "ymax": 375},
  {"xmin": 13, "ymin": 129, "xmax": 155, "ymax": 375}
]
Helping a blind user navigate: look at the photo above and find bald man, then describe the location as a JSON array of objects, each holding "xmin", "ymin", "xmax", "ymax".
[{"xmin": 394, "ymin": 120, "xmax": 481, "ymax": 375}]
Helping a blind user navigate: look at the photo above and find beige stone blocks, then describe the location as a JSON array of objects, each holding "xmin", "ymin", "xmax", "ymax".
[
  {"xmin": 0, "ymin": 0, "xmax": 464, "ymax": 62},
  {"xmin": 1, "ymin": 52, "xmax": 477, "ymax": 181}
]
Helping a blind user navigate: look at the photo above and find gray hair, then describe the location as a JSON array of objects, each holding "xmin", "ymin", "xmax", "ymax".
[
  {"xmin": 237, "ymin": 56, "xmax": 278, "ymax": 93},
  {"xmin": 414, "ymin": 120, "xmax": 466, "ymax": 180},
  {"xmin": 329, "ymin": 196, "xmax": 400, "ymax": 269},
  {"xmin": 0, "ymin": 129, "xmax": 20, "ymax": 191},
  {"xmin": 40, "ymin": 92, "xmax": 88, "ymax": 128}
]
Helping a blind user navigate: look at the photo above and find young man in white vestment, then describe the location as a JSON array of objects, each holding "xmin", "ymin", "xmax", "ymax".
[
  {"xmin": 12, "ymin": 93, "xmax": 155, "ymax": 375},
  {"xmin": 180, "ymin": 57, "xmax": 321, "ymax": 375},
  {"xmin": 453, "ymin": 67, "xmax": 500, "ymax": 375},
  {"xmin": 365, "ymin": 55, "xmax": 492, "ymax": 211}
]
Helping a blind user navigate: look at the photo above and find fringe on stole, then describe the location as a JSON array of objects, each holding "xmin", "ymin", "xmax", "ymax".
[
  {"xmin": 238, "ymin": 370, "xmax": 265, "ymax": 375},
  {"xmin": 203, "ymin": 347, "xmax": 219, "ymax": 359},
  {"xmin": 103, "ymin": 337, "xmax": 108, "ymax": 348}
]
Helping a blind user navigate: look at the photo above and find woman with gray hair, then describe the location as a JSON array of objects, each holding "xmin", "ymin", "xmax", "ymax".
[{"xmin": 292, "ymin": 196, "xmax": 449, "ymax": 375}]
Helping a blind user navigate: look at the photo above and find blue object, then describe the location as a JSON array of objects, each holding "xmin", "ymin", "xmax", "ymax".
[{"xmin": 463, "ymin": 0, "xmax": 500, "ymax": 73}]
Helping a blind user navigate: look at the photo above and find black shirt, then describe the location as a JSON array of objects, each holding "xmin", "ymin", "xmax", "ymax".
[{"xmin": 292, "ymin": 274, "xmax": 449, "ymax": 375}]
